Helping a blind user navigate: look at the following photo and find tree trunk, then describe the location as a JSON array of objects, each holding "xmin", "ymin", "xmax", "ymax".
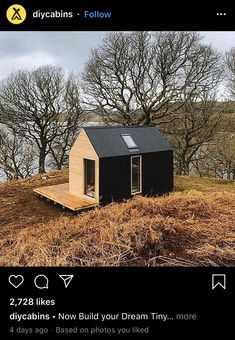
[
  {"xmin": 232, "ymin": 169, "xmax": 235, "ymax": 181},
  {"xmin": 39, "ymin": 147, "xmax": 46, "ymax": 173},
  {"xmin": 227, "ymin": 163, "xmax": 231, "ymax": 180},
  {"xmin": 182, "ymin": 165, "xmax": 190, "ymax": 175},
  {"xmin": 57, "ymin": 163, "xmax": 62, "ymax": 170},
  {"xmin": 180, "ymin": 154, "xmax": 190, "ymax": 175},
  {"xmin": 143, "ymin": 115, "xmax": 151, "ymax": 125}
]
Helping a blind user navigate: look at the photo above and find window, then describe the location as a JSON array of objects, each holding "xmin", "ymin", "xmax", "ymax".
[
  {"xmin": 121, "ymin": 134, "xmax": 137, "ymax": 149},
  {"xmin": 131, "ymin": 156, "xmax": 142, "ymax": 194},
  {"xmin": 84, "ymin": 159, "xmax": 95, "ymax": 198}
]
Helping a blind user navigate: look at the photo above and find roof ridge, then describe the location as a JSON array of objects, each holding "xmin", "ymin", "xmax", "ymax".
[{"xmin": 84, "ymin": 125, "xmax": 155, "ymax": 130}]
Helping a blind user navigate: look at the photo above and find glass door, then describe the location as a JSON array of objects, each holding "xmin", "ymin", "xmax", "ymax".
[
  {"xmin": 131, "ymin": 156, "xmax": 142, "ymax": 194},
  {"xmin": 84, "ymin": 159, "xmax": 95, "ymax": 198}
]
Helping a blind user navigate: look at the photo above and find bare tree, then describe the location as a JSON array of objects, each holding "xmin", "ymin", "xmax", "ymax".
[
  {"xmin": 192, "ymin": 114, "xmax": 235, "ymax": 180},
  {"xmin": 82, "ymin": 31, "xmax": 222, "ymax": 126},
  {"xmin": 166, "ymin": 94, "xmax": 225, "ymax": 175},
  {"xmin": 0, "ymin": 66, "xmax": 83, "ymax": 173},
  {"xmin": 48, "ymin": 123, "xmax": 80, "ymax": 170},
  {"xmin": 225, "ymin": 47, "xmax": 235, "ymax": 98},
  {"xmin": 47, "ymin": 74, "xmax": 83, "ymax": 170},
  {"xmin": 0, "ymin": 127, "xmax": 36, "ymax": 180}
]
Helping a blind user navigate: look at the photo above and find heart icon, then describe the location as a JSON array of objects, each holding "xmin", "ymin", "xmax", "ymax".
[{"xmin": 8, "ymin": 275, "xmax": 24, "ymax": 288}]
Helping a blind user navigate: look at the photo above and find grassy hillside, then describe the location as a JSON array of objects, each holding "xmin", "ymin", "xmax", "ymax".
[{"xmin": 0, "ymin": 171, "xmax": 234, "ymax": 266}]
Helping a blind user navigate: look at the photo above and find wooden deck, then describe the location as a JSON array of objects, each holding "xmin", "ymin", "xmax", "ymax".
[{"xmin": 34, "ymin": 183, "xmax": 98, "ymax": 211}]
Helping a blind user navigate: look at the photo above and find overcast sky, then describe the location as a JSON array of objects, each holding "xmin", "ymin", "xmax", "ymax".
[{"xmin": 0, "ymin": 31, "xmax": 234, "ymax": 80}]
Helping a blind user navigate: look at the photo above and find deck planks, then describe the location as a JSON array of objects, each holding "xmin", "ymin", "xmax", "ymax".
[{"xmin": 34, "ymin": 183, "xmax": 98, "ymax": 211}]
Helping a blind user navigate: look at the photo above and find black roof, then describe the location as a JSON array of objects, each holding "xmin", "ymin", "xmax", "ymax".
[{"xmin": 83, "ymin": 125, "xmax": 172, "ymax": 158}]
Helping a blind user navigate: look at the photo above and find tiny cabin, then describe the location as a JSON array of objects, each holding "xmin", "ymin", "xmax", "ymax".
[{"xmin": 34, "ymin": 126, "xmax": 173, "ymax": 211}]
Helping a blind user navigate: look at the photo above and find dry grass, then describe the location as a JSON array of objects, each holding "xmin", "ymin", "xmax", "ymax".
[
  {"xmin": 175, "ymin": 175, "xmax": 235, "ymax": 194},
  {"xmin": 0, "ymin": 171, "xmax": 234, "ymax": 267}
]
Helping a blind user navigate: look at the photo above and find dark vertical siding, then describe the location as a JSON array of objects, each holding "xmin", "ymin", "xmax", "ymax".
[
  {"xmin": 142, "ymin": 150, "xmax": 173, "ymax": 196},
  {"xmin": 99, "ymin": 150, "xmax": 173, "ymax": 205},
  {"xmin": 99, "ymin": 156, "xmax": 131, "ymax": 205}
]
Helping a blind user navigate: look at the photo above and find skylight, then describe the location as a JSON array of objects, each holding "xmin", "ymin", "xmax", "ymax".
[{"xmin": 121, "ymin": 134, "xmax": 137, "ymax": 149}]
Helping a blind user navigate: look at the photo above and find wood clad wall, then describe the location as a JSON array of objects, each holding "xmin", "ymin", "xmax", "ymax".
[{"xmin": 69, "ymin": 129, "xmax": 99, "ymax": 203}]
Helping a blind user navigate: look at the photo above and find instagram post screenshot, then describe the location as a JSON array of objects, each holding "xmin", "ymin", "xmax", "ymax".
[{"xmin": 0, "ymin": 0, "xmax": 234, "ymax": 337}]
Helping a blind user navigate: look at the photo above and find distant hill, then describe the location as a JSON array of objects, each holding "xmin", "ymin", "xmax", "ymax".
[{"xmin": 0, "ymin": 170, "xmax": 234, "ymax": 266}]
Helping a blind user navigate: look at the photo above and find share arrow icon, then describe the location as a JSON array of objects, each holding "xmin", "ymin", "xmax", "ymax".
[{"xmin": 59, "ymin": 275, "xmax": 74, "ymax": 288}]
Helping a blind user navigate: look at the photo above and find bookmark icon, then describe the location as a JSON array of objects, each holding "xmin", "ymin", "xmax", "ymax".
[
  {"xmin": 59, "ymin": 275, "xmax": 74, "ymax": 288},
  {"xmin": 212, "ymin": 274, "xmax": 226, "ymax": 290}
]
